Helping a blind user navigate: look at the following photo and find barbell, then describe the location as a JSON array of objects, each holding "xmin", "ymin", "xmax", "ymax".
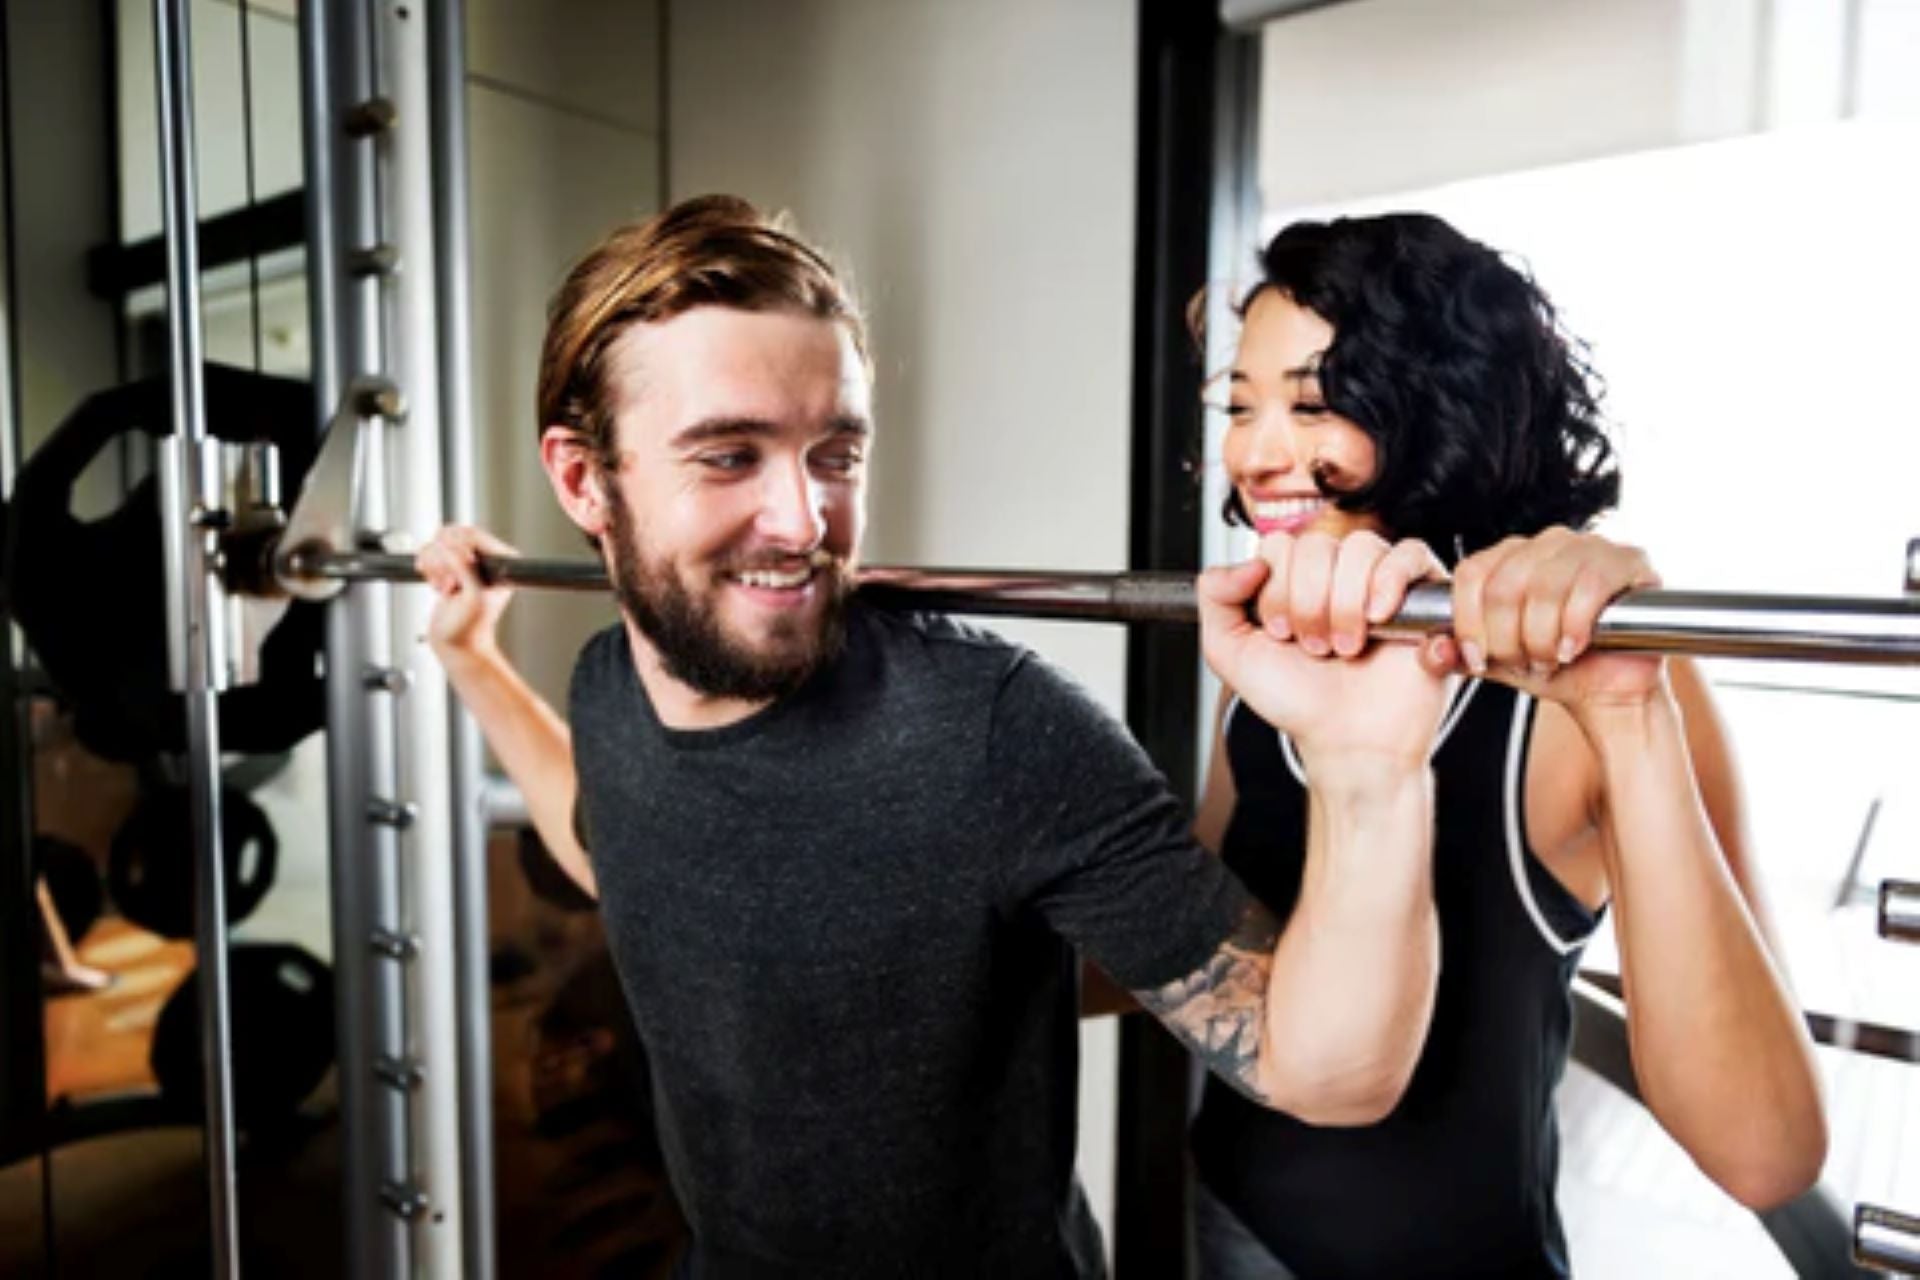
[
  {"xmin": 280, "ymin": 547, "xmax": 1920, "ymax": 668},
  {"xmin": 8, "ymin": 370, "xmax": 1920, "ymax": 768}
]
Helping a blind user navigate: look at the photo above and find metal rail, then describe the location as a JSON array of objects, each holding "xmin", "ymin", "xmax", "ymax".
[
  {"xmin": 151, "ymin": 1, "xmax": 240, "ymax": 1275},
  {"xmin": 281, "ymin": 550, "xmax": 1920, "ymax": 666},
  {"xmin": 426, "ymin": 0, "xmax": 494, "ymax": 1272}
]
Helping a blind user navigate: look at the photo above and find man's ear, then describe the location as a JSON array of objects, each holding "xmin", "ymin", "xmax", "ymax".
[{"xmin": 540, "ymin": 427, "xmax": 610, "ymax": 539}]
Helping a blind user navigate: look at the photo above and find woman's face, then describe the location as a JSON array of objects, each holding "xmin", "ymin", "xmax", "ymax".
[{"xmin": 1221, "ymin": 289, "xmax": 1381, "ymax": 538}]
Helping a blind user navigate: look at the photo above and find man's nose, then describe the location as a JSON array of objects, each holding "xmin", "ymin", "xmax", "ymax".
[{"xmin": 757, "ymin": 457, "xmax": 827, "ymax": 551}]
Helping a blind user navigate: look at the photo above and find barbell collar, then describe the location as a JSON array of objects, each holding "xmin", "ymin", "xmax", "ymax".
[
  {"xmin": 1880, "ymin": 880, "xmax": 1920, "ymax": 945},
  {"xmin": 276, "ymin": 548, "xmax": 1920, "ymax": 667},
  {"xmin": 1854, "ymin": 1203, "xmax": 1920, "ymax": 1273}
]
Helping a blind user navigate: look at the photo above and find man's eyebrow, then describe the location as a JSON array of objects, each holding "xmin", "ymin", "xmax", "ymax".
[
  {"xmin": 667, "ymin": 417, "xmax": 780, "ymax": 449},
  {"xmin": 668, "ymin": 414, "xmax": 872, "ymax": 449}
]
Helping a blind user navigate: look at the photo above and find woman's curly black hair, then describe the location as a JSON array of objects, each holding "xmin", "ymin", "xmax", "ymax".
[{"xmin": 1226, "ymin": 213, "xmax": 1620, "ymax": 562}]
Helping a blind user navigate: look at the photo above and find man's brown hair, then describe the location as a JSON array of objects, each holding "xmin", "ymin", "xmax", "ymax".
[{"xmin": 537, "ymin": 194, "xmax": 869, "ymax": 465}]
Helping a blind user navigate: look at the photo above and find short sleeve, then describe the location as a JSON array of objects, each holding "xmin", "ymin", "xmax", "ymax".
[{"xmin": 985, "ymin": 653, "xmax": 1252, "ymax": 991}]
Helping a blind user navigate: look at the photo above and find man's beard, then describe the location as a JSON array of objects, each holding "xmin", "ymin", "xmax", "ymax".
[{"xmin": 604, "ymin": 486, "xmax": 850, "ymax": 701}]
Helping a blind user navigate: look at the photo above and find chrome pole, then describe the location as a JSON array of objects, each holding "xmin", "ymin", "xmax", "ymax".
[
  {"xmin": 151, "ymin": 0, "xmax": 239, "ymax": 1275},
  {"xmin": 299, "ymin": 3, "xmax": 388, "ymax": 1275},
  {"xmin": 379, "ymin": 0, "xmax": 465, "ymax": 1267},
  {"xmin": 283, "ymin": 551, "xmax": 1920, "ymax": 666},
  {"xmin": 426, "ymin": 0, "xmax": 493, "ymax": 1274},
  {"xmin": 315, "ymin": 0, "xmax": 413, "ymax": 1271}
]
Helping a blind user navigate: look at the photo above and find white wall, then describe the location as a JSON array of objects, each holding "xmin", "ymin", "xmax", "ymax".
[
  {"xmin": 117, "ymin": 0, "xmax": 305, "ymax": 242},
  {"xmin": 1254, "ymin": 0, "xmax": 1918, "ymax": 217},
  {"xmin": 669, "ymin": 0, "xmax": 1140, "ymax": 1251}
]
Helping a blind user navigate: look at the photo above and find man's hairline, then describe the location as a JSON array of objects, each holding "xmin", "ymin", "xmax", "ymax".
[{"xmin": 587, "ymin": 302, "xmax": 875, "ymax": 457}]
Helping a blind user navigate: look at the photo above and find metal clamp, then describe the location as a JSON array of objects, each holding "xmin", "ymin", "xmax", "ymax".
[
  {"xmin": 271, "ymin": 380, "xmax": 405, "ymax": 601},
  {"xmin": 1855, "ymin": 1202, "xmax": 1920, "ymax": 1274},
  {"xmin": 379, "ymin": 1181, "xmax": 432, "ymax": 1222},
  {"xmin": 374, "ymin": 1055, "xmax": 425, "ymax": 1091},
  {"xmin": 1880, "ymin": 880, "xmax": 1920, "ymax": 945},
  {"xmin": 348, "ymin": 243, "xmax": 400, "ymax": 278},
  {"xmin": 367, "ymin": 797, "xmax": 418, "ymax": 830},
  {"xmin": 363, "ymin": 666, "xmax": 413, "ymax": 696},
  {"xmin": 350, "ymin": 377, "xmax": 407, "ymax": 422},
  {"xmin": 342, "ymin": 97, "xmax": 397, "ymax": 138},
  {"xmin": 369, "ymin": 928, "xmax": 420, "ymax": 961}
]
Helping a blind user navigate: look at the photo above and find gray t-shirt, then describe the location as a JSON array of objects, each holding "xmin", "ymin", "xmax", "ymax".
[{"xmin": 570, "ymin": 603, "xmax": 1249, "ymax": 1278}]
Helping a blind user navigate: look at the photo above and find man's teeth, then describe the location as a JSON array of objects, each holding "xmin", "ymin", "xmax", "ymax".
[
  {"xmin": 1252, "ymin": 497, "xmax": 1325, "ymax": 521},
  {"xmin": 735, "ymin": 567, "xmax": 813, "ymax": 589}
]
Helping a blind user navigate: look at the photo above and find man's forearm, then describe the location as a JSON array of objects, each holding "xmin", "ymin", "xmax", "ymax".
[
  {"xmin": 1134, "ymin": 761, "xmax": 1436, "ymax": 1120},
  {"xmin": 435, "ymin": 642, "xmax": 596, "ymax": 897}
]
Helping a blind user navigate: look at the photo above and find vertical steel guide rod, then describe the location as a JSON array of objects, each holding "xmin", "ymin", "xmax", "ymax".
[
  {"xmin": 426, "ymin": 0, "xmax": 493, "ymax": 1272},
  {"xmin": 151, "ymin": 0, "xmax": 240, "ymax": 1274}
]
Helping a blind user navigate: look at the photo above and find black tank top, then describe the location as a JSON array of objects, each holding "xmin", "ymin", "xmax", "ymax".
[{"xmin": 1189, "ymin": 680, "xmax": 1601, "ymax": 1279}]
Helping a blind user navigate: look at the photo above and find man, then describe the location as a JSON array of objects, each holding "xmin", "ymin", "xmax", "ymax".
[{"xmin": 418, "ymin": 194, "xmax": 1448, "ymax": 1276}]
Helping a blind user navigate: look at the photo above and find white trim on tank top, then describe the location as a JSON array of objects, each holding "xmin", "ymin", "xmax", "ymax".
[
  {"xmin": 1250, "ymin": 674, "xmax": 1477, "ymax": 789},
  {"xmin": 1503, "ymin": 690, "xmax": 1584, "ymax": 955},
  {"xmin": 1224, "ymin": 682, "xmax": 1585, "ymax": 955}
]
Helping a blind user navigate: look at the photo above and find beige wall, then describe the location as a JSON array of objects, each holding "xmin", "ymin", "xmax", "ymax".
[
  {"xmin": 9, "ymin": 2, "xmax": 119, "ymax": 488},
  {"xmin": 668, "ymin": 0, "xmax": 1140, "ymax": 1248},
  {"xmin": 466, "ymin": 0, "xmax": 663, "ymax": 706},
  {"xmin": 668, "ymin": 0, "xmax": 1139, "ymax": 718}
]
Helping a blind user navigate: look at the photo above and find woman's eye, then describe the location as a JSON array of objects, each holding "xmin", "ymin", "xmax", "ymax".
[
  {"xmin": 1224, "ymin": 401, "xmax": 1254, "ymax": 420},
  {"xmin": 1293, "ymin": 401, "xmax": 1329, "ymax": 418}
]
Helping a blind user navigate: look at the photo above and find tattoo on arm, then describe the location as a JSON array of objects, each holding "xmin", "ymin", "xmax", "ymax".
[{"xmin": 1132, "ymin": 903, "xmax": 1280, "ymax": 1104}]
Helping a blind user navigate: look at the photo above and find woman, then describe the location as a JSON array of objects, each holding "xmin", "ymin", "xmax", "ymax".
[{"xmin": 1188, "ymin": 213, "xmax": 1827, "ymax": 1278}]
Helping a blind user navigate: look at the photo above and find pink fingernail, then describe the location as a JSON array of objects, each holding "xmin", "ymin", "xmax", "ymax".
[
  {"xmin": 1460, "ymin": 641, "xmax": 1486, "ymax": 675},
  {"xmin": 1557, "ymin": 636, "xmax": 1579, "ymax": 664}
]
